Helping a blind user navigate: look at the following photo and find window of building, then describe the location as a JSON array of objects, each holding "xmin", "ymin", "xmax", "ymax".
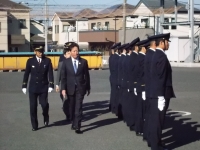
[
  {"xmin": 163, "ymin": 18, "xmax": 169, "ymax": 29},
  {"xmin": 55, "ymin": 25, "xmax": 59, "ymax": 33},
  {"xmin": 19, "ymin": 19, "xmax": 26, "ymax": 28},
  {"xmin": 97, "ymin": 22, "xmax": 101, "ymax": 29},
  {"xmin": 91, "ymin": 23, "xmax": 96, "ymax": 29},
  {"xmin": 141, "ymin": 18, "xmax": 149, "ymax": 28},
  {"xmin": 8, "ymin": 19, "xmax": 12, "ymax": 23},
  {"xmin": 9, "ymin": 47, "xmax": 18, "ymax": 52},
  {"xmin": 63, "ymin": 25, "xmax": 69, "ymax": 32},
  {"xmin": 105, "ymin": 22, "xmax": 109, "ymax": 29},
  {"xmin": 171, "ymin": 18, "xmax": 177, "ymax": 30},
  {"xmin": 57, "ymin": 25, "xmax": 59, "ymax": 33}
]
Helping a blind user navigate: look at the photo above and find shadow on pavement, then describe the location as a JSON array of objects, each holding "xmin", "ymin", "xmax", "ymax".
[
  {"xmin": 162, "ymin": 111, "xmax": 200, "ymax": 150},
  {"xmin": 81, "ymin": 118, "xmax": 120, "ymax": 133},
  {"xmin": 48, "ymin": 100, "xmax": 111, "ymax": 127}
]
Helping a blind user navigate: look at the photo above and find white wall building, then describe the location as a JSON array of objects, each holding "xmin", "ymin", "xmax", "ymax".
[
  {"xmin": 0, "ymin": 0, "xmax": 31, "ymax": 52},
  {"xmin": 52, "ymin": 13, "xmax": 89, "ymax": 49},
  {"xmin": 126, "ymin": 0, "xmax": 200, "ymax": 37}
]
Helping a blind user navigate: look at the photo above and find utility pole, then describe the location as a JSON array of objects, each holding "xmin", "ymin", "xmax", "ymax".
[
  {"xmin": 122, "ymin": 0, "xmax": 126, "ymax": 44},
  {"xmin": 159, "ymin": 0, "xmax": 164, "ymax": 34},
  {"xmin": 45, "ymin": 0, "xmax": 48, "ymax": 52},
  {"xmin": 113, "ymin": 17, "xmax": 119, "ymax": 43},
  {"xmin": 175, "ymin": 0, "xmax": 178, "ymax": 22},
  {"xmin": 190, "ymin": 0, "xmax": 194, "ymax": 63}
]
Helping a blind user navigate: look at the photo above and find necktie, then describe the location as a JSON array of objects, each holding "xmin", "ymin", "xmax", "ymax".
[
  {"xmin": 73, "ymin": 60, "xmax": 77, "ymax": 73},
  {"xmin": 38, "ymin": 58, "xmax": 41, "ymax": 64}
]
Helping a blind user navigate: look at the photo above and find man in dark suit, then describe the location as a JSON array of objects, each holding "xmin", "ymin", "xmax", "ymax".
[
  {"xmin": 143, "ymin": 35, "xmax": 157, "ymax": 144},
  {"xmin": 149, "ymin": 33, "xmax": 176, "ymax": 150},
  {"xmin": 110, "ymin": 44, "xmax": 121, "ymax": 115},
  {"xmin": 109, "ymin": 42, "xmax": 121, "ymax": 111},
  {"xmin": 56, "ymin": 42, "xmax": 72, "ymax": 120},
  {"xmin": 134, "ymin": 39, "xmax": 149, "ymax": 136},
  {"xmin": 116, "ymin": 43, "xmax": 128, "ymax": 120},
  {"xmin": 22, "ymin": 46, "xmax": 54, "ymax": 131},
  {"xmin": 61, "ymin": 42, "xmax": 90, "ymax": 134},
  {"xmin": 126, "ymin": 37, "xmax": 140, "ymax": 131}
]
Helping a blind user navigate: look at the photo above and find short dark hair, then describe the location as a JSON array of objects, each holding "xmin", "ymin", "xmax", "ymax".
[
  {"xmin": 155, "ymin": 38, "xmax": 165, "ymax": 46},
  {"xmin": 68, "ymin": 42, "xmax": 79, "ymax": 51},
  {"xmin": 138, "ymin": 46, "xmax": 143, "ymax": 52},
  {"xmin": 63, "ymin": 48, "xmax": 70, "ymax": 54}
]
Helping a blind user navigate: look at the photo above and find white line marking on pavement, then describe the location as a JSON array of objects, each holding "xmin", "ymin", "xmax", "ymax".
[{"xmin": 167, "ymin": 111, "xmax": 192, "ymax": 117}]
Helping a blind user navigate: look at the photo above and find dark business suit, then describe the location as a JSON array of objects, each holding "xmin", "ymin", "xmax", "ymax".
[
  {"xmin": 143, "ymin": 48, "xmax": 155, "ymax": 142},
  {"xmin": 149, "ymin": 49, "xmax": 175, "ymax": 150},
  {"xmin": 126, "ymin": 52, "xmax": 138, "ymax": 127},
  {"xmin": 22, "ymin": 55, "xmax": 54, "ymax": 129},
  {"xmin": 135, "ymin": 53, "xmax": 146, "ymax": 134},
  {"xmin": 56, "ymin": 60, "xmax": 70, "ymax": 119},
  {"xmin": 61, "ymin": 57, "xmax": 90, "ymax": 129}
]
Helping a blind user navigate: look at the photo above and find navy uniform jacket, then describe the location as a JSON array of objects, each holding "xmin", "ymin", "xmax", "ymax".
[
  {"xmin": 61, "ymin": 57, "xmax": 90, "ymax": 96},
  {"xmin": 111, "ymin": 54, "xmax": 120, "ymax": 86},
  {"xmin": 127, "ymin": 52, "xmax": 138, "ymax": 91},
  {"xmin": 109, "ymin": 54, "xmax": 114, "ymax": 84},
  {"xmin": 136, "ymin": 53, "xmax": 145, "ymax": 92},
  {"xmin": 22, "ymin": 56, "xmax": 54, "ymax": 93},
  {"xmin": 117, "ymin": 54, "xmax": 126, "ymax": 87},
  {"xmin": 144, "ymin": 49, "xmax": 155, "ymax": 97},
  {"xmin": 122, "ymin": 54, "xmax": 131, "ymax": 89},
  {"xmin": 150, "ymin": 49, "xmax": 176, "ymax": 99}
]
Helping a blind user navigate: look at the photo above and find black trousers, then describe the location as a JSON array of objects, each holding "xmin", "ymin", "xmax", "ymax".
[
  {"xmin": 143, "ymin": 97, "xmax": 151, "ymax": 141},
  {"xmin": 149, "ymin": 98, "xmax": 170, "ymax": 150},
  {"xmin": 60, "ymin": 91, "xmax": 70, "ymax": 119},
  {"xmin": 116, "ymin": 87, "xmax": 124, "ymax": 119},
  {"xmin": 111, "ymin": 85, "xmax": 119, "ymax": 115},
  {"xmin": 68, "ymin": 87, "xmax": 84, "ymax": 129},
  {"xmin": 29, "ymin": 92, "xmax": 49, "ymax": 129},
  {"xmin": 135, "ymin": 92, "xmax": 145, "ymax": 133}
]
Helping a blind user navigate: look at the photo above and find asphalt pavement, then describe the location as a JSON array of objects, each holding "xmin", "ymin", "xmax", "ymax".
[{"xmin": 0, "ymin": 68, "xmax": 200, "ymax": 150}]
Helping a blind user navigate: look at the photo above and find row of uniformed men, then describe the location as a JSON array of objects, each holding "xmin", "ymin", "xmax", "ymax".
[{"xmin": 109, "ymin": 33, "xmax": 175, "ymax": 150}]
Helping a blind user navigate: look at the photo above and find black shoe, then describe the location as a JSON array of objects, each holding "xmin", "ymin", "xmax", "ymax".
[
  {"xmin": 32, "ymin": 128, "xmax": 38, "ymax": 131},
  {"xmin": 136, "ymin": 132, "xmax": 143, "ymax": 136},
  {"xmin": 44, "ymin": 121, "xmax": 49, "ymax": 127},
  {"xmin": 71, "ymin": 125, "xmax": 76, "ymax": 130},
  {"xmin": 129, "ymin": 126, "xmax": 135, "ymax": 131},
  {"xmin": 75, "ymin": 129, "xmax": 83, "ymax": 134},
  {"xmin": 147, "ymin": 143, "xmax": 151, "ymax": 147},
  {"xmin": 143, "ymin": 138, "xmax": 147, "ymax": 142}
]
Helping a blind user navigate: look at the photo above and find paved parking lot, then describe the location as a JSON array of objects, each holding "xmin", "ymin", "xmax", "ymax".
[{"xmin": 0, "ymin": 68, "xmax": 200, "ymax": 150}]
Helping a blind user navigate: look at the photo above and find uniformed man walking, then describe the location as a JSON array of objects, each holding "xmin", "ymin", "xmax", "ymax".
[{"xmin": 22, "ymin": 46, "xmax": 54, "ymax": 131}]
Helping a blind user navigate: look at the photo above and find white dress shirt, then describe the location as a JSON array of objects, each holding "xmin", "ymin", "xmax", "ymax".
[
  {"xmin": 71, "ymin": 57, "xmax": 79, "ymax": 69},
  {"xmin": 156, "ymin": 48, "xmax": 165, "ymax": 54},
  {"xmin": 139, "ymin": 52, "xmax": 145, "ymax": 55},
  {"xmin": 133, "ymin": 51, "xmax": 138, "ymax": 55},
  {"xmin": 149, "ymin": 48, "xmax": 156, "ymax": 52},
  {"xmin": 36, "ymin": 56, "xmax": 42, "ymax": 63}
]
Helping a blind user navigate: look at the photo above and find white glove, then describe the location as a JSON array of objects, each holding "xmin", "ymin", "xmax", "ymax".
[
  {"xmin": 158, "ymin": 96, "xmax": 165, "ymax": 111},
  {"xmin": 134, "ymin": 88, "xmax": 137, "ymax": 95},
  {"xmin": 22, "ymin": 88, "xmax": 26, "ymax": 94},
  {"xmin": 142, "ymin": 91, "xmax": 146, "ymax": 100},
  {"xmin": 48, "ymin": 87, "xmax": 53, "ymax": 93}
]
